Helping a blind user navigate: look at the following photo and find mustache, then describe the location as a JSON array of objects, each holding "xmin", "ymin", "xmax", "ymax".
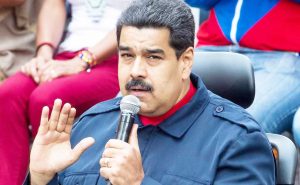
[{"xmin": 125, "ymin": 79, "xmax": 153, "ymax": 92}]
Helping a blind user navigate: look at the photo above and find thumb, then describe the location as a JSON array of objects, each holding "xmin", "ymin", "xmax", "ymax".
[
  {"xmin": 129, "ymin": 124, "xmax": 140, "ymax": 153},
  {"xmin": 71, "ymin": 137, "xmax": 95, "ymax": 162}
]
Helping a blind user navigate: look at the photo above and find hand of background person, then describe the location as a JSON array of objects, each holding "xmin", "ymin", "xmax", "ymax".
[
  {"xmin": 38, "ymin": 57, "xmax": 87, "ymax": 83},
  {"xmin": 29, "ymin": 99, "xmax": 95, "ymax": 185},
  {"xmin": 21, "ymin": 56, "xmax": 49, "ymax": 83},
  {"xmin": 100, "ymin": 124, "xmax": 144, "ymax": 185}
]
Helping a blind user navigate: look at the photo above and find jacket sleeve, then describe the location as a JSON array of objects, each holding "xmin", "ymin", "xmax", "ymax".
[
  {"xmin": 22, "ymin": 173, "xmax": 60, "ymax": 185},
  {"xmin": 184, "ymin": 0, "xmax": 220, "ymax": 10},
  {"xmin": 214, "ymin": 131, "xmax": 276, "ymax": 185}
]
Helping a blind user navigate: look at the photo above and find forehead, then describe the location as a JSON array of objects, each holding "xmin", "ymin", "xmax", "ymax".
[{"xmin": 119, "ymin": 26, "xmax": 172, "ymax": 51}]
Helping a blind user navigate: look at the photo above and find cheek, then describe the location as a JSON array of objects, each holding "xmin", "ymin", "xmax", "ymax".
[{"xmin": 118, "ymin": 67, "xmax": 129, "ymax": 90}]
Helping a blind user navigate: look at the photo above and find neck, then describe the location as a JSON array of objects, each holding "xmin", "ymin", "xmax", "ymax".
[{"xmin": 175, "ymin": 79, "xmax": 191, "ymax": 104}]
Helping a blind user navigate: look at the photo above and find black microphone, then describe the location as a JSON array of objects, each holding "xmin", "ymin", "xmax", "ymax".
[
  {"xmin": 116, "ymin": 95, "xmax": 141, "ymax": 141},
  {"xmin": 107, "ymin": 95, "xmax": 140, "ymax": 185}
]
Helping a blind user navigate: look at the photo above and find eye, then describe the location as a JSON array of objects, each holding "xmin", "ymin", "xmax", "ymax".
[
  {"xmin": 121, "ymin": 53, "xmax": 134, "ymax": 59},
  {"xmin": 147, "ymin": 55, "xmax": 162, "ymax": 60}
]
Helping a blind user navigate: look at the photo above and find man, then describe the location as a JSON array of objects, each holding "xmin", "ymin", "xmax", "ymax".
[{"xmin": 28, "ymin": 0, "xmax": 275, "ymax": 184}]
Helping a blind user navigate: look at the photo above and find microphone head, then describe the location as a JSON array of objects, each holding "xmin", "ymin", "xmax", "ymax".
[{"xmin": 120, "ymin": 95, "xmax": 141, "ymax": 114}]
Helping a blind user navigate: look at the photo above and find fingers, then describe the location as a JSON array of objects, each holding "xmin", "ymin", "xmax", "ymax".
[
  {"xmin": 39, "ymin": 62, "xmax": 54, "ymax": 83},
  {"xmin": 102, "ymin": 147, "xmax": 120, "ymax": 159},
  {"xmin": 21, "ymin": 57, "xmax": 48, "ymax": 83},
  {"xmin": 40, "ymin": 68, "xmax": 55, "ymax": 83},
  {"xmin": 30, "ymin": 61, "xmax": 39, "ymax": 83},
  {"xmin": 21, "ymin": 60, "xmax": 33, "ymax": 75},
  {"xmin": 129, "ymin": 124, "xmax": 140, "ymax": 153},
  {"xmin": 72, "ymin": 137, "xmax": 95, "ymax": 162},
  {"xmin": 105, "ymin": 139, "xmax": 128, "ymax": 150},
  {"xmin": 48, "ymin": 99, "xmax": 77, "ymax": 133},
  {"xmin": 99, "ymin": 164, "xmax": 113, "ymax": 182},
  {"xmin": 56, "ymin": 103, "xmax": 72, "ymax": 132},
  {"xmin": 37, "ymin": 106, "xmax": 50, "ymax": 135},
  {"xmin": 65, "ymin": 107, "xmax": 76, "ymax": 134},
  {"xmin": 49, "ymin": 99, "xmax": 63, "ymax": 130},
  {"xmin": 99, "ymin": 157, "xmax": 114, "ymax": 168},
  {"xmin": 99, "ymin": 156, "xmax": 115, "ymax": 183}
]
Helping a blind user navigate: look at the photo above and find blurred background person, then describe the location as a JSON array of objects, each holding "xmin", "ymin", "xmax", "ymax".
[
  {"xmin": 185, "ymin": 0, "xmax": 300, "ymax": 137},
  {"xmin": 0, "ymin": 0, "xmax": 130, "ymax": 184},
  {"xmin": 0, "ymin": 0, "xmax": 42, "ymax": 84}
]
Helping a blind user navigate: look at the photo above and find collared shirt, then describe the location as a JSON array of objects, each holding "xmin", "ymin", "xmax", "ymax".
[{"xmin": 49, "ymin": 74, "xmax": 275, "ymax": 185}]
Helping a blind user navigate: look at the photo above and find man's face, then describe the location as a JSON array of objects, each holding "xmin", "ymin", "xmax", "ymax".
[{"xmin": 118, "ymin": 26, "xmax": 192, "ymax": 117}]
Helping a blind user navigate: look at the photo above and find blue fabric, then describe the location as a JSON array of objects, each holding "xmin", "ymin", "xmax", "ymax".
[
  {"xmin": 237, "ymin": 0, "xmax": 277, "ymax": 42},
  {"xmin": 185, "ymin": 0, "xmax": 279, "ymax": 43},
  {"xmin": 197, "ymin": 46, "xmax": 300, "ymax": 136},
  {"xmin": 184, "ymin": 0, "xmax": 221, "ymax": 10},
  {"xmin": 49, "ymin": 74, "xmax": 275, "ymax": 185},
  {"xmin": 214, "ymin": 0, "xmax": 237, "ymax": 42}
]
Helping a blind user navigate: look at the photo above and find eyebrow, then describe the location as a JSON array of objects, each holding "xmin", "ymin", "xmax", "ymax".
[
  {"xmin": 145, "ymin": 49, "xmax": 165, "ymax": 55},
  {"xmin": 118, "ymin": 45, "xmax": 130, "ymax": 51},
  {"xmin": 118, "ymin": 45, "xmax": 165, "ymax": 55}
]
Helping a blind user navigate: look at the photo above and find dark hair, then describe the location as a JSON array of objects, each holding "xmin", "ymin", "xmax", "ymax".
[{"xmin": 116, "ymin": 0, "xmax": 195, "ymax": 59}]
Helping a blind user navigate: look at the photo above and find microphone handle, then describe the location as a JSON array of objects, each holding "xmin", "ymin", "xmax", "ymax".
[
  {"xmin": 116, "ymin": 112, "xmax": 135, "ymax": 142},
  {"xmin": 107, "ymin": 112, "xmax": 135, "ymax": 185}
]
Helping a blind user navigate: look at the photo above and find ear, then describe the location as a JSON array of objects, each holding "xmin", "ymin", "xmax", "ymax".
[{"xmin": 179, "ymin": 47, "xmax": 194, "ymax": 80}]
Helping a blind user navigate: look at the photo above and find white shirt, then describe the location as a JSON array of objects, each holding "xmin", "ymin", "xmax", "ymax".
[{"xmin": 58, "ymin": 0, "xmax": 131, "ymax": 52}]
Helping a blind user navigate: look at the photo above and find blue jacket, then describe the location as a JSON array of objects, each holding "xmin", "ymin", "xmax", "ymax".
[{"xmin": 50, "ymin": 74, "xmax": 275, "ymax": 185}]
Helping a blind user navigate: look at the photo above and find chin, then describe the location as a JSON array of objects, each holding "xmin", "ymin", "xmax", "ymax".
[{"xmin": 139, "ymin": 102, "xmax": 151, "ymax": 114}]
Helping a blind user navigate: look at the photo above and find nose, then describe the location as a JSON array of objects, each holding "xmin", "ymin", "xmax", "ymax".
[{"xmin": 130, "ymin": 57, "xmax": 147, "ymax": 79}]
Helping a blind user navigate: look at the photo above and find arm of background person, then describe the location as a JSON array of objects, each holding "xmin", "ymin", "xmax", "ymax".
[
  {"xmin": 184, "ymin": 0, "xmax": 221, "ymax": 10},
  {"xmin": 0, "ymin": 0, "xmax": 25, "ymax": 7},
  {"xmin": 214, "ymin": 131, "xmax": 276, "ymax": 185},
  {"xmin": 88, "ymin": 29, "xmax": 118, "ymax": 64},
  {"xmin": 36, "ymin": 0, "xmax": 66, "ymax": 60},
  {"xmin": 20, "ymin": 0, "xmax": 66, "ymax": 82}
]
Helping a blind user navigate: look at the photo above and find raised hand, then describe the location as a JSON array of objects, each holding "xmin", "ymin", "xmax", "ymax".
[
  {"xmin": 29, "ymin": 99, "xmax": 95, "ymax": 184},
  {"xmin": 99, "ymin": 124, "xmax": 144, "ymax": 185}
]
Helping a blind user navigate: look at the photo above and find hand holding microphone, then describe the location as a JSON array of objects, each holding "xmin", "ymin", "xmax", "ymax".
[{"xmin": 101, "ymin": 95, "xmax": 145, "ymax": 185}]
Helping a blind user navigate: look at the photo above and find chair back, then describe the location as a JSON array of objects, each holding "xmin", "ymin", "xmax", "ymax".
[{"xmin": 192, "ymin": 51, "xmax": 255, "ymax": 108}]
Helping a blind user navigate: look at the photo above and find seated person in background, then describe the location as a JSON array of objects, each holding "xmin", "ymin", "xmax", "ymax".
[
  {"xmin": 28, "ymin": 0, "xmax": 275, "ymax": 184},
  {"xmin": 0, "ymin": 0, "xmax": 131, "ymax": 184},
  {"xmin": 185, "ymin": 0, "xmax": 300, "ymax": 136},
  {"xmin": 0, "ymin": 0, "xmax": 42, "ymax": 83}
]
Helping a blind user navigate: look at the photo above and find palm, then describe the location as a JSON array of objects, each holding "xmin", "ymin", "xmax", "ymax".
[
  {"xmin": 31, "ymin": 131, "xmax": 74, "ymax": 174},
  {"xmin": 30, "ymin": 99, "xmax": 95, "ymax": 177}
]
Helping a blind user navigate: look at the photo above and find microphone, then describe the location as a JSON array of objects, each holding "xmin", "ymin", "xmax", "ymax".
[
  {"xmin": 107, "ymin": 95, "xmax": 140, "ymax": 185},
  {"xmin": 116, "ymin": 95, "xmax": 141, "ymax": 141}
]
